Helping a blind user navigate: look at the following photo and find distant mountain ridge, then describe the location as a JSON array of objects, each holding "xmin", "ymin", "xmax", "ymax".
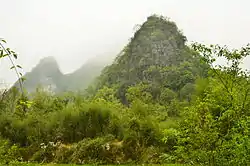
[
  {"xmin": 13, "ymin": 14, "xmax": 208, "ymax": 94},
  {"xmin": 13, "ymin": 54, "xmax": 116, "ymax": 93}
]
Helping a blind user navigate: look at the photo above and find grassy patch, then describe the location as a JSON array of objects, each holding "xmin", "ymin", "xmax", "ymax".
[{"xmin": 6, "ymin": 163, "xmax": 183, "ymax": 166}]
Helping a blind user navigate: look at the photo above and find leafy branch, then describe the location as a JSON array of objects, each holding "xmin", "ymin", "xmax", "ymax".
[
  {"xmin": 0, "ymin": 38, "xmax": 24, "ymax": 94},
  {"xmin": 191, "ymin": 42, "xmax": 250, "ymax": 111}
]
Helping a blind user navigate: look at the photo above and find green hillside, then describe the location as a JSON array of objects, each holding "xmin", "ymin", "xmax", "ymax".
[
  {"xmin": 91, "ymin": 15, "xmax": 209, "ymax": 104},
  {"xmin": 1, "ymin": 15, "xmax": 249, "ymax": 166}
]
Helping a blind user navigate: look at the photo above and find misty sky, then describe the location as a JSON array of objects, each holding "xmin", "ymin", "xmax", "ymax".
[{"xmin": 0, "ymin": 0, "xmax": 250, "ymax": 86}]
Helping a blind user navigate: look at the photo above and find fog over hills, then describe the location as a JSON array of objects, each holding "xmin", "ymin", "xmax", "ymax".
[
  {"xmin": 1, "ymin": 0, "xmax": 250, "ymax": 88},
  {"xmin": 12, "ymin": 52, "xmax": 116, "ymax": 92}
]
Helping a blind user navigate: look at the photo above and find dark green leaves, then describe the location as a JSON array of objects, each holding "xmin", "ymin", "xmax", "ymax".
[
  {"xmin": 20, "ymin": 77, "xmax": 26, "ymax": 82},
  {"xmin": 0, "ymin": 50, "xmax": 8, "ymax": 58},
  {"xmin": 0, "ymin": 39, "xmax": 24, "ymax": 93},
  {"xmin": 0, "ymin": 54, "xmax": 8, "ymax": 58},
  {"xmin": 6, "ymin": 48, "xmax": 11, "ymax": 54},
  {"xmin": 10, "ymin": 65, "xmax": 22, "ymax": 70},
  {"xmin": 0, "ymin": 38, "xmax": 6, "ymax": 43},
  {"xmin": 13, "ymin": 53, "xmax": 17, "ymax": 59},
  {"xmin": 17, "ymin": 65, "xmax": 22, "ymax": 69}
]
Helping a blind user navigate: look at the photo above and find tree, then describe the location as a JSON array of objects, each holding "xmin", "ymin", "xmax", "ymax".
[
  {"xmin": 159, "ymin": 88, "xmax": 177, "ymax": 105},
  {"xmin": 171, "ymin": 43, "xmax": 250, "ymax": 165}
]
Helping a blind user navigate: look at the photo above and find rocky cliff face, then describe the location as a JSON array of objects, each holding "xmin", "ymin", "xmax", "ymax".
[
  {"xmin": 95, "ymin": 15, "xmax": 189, "ymax": 89},
  {"xmin": 91, "ymin": 15, "xmax": 208, "ymax": 104}
]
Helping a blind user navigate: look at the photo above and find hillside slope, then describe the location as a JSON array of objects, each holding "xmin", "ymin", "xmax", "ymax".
[
  {"xmin": 19, "ymin": 56, "xmax": 64, "ymax": 93},
  {"xmin": 91, "ymin": 15, "xmax": 209, "ymax": 104},
  {"xmin": 13, "ymin": 15, "xmax": 208, "ymax": 95}
]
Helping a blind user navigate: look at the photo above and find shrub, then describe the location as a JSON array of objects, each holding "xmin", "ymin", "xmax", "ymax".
[{"xmin": 70, "ymin": 135, "xmax": 115, "ymax": 164}]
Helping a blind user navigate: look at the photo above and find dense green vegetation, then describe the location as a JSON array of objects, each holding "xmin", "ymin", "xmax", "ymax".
[
  {"xmin": 0, "ymin": 15, "xmax": 250, "ymax": 165},
  {"xmin": 7, "ymin": 163, "xmax": 179, "ymax": 166}
]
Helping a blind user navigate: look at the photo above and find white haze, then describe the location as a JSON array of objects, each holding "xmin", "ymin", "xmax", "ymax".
[{"xmin": 0, "ymin": 0, "xmax": 250, "ymax": 87}]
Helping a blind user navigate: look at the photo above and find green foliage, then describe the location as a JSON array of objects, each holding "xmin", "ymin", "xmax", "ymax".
[
  {"xmin": 0, "ymin": 137, "xmax": 24, "ymax": 163},
  {"xmin": 1, "ymin": 15, "xmax": 249, "ymax": 166},
  {"xmin": 159, "ymin": 88, "xmax": 176, "ymax": 104},
  {"xmin": 0, "ymin": 39, "xmax": 24, "ymax": 90},
  {"xmin": 126, "ymin": 83, "xmax": 153, "ymax": 104},
  {"xmin": 0, "ymin": 138, "xmax": 10, "ymax": 162},
  {"xmin": 168, "ymin": 43, "xmax": 250, "ymax": 165},
  {"xmin": 0, "ymin": 87, "xmax": 166, "ymax": 164},
  {"xmin": 93, "ymin": 15, "xmax": 208, "ymax": 104},
  {"xmin": 70, "ymin": 135, "xmax": 114, "ymax": 164}
]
